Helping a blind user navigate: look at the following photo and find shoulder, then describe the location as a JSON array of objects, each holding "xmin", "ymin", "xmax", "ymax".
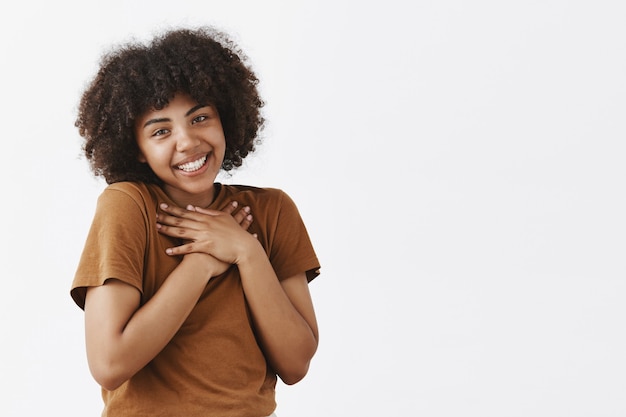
[
  {"xmin": 93, "ymin": 183, "xmax": 163, "ymax": 225},
  {"xmin": 103, "ymin": 181, "xmax": 152, "ymax": 199},
  {"xmin": 99, "ymin": 182, "xmax": 160, "ymax": 207},
  {"xmin": 218, "ymin": 184, "xmax": 303, "ymax": 226},
  {"xmin": 220, "ymin": 184, "xmax": 289, "ymax": 206},
  {"xmin": 221, "ymin": 183, "xmax": 283, "ymax": 196}
]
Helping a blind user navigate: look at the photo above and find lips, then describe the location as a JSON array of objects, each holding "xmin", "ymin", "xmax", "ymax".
[{"xmin": 177, "ymin": 154, "xmax": 208, "ymax": 172}]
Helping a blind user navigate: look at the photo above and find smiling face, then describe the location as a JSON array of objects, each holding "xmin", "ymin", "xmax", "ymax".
[{"xmin": 134, "ymin": 93, "xmax": 226, "ymax": 208}]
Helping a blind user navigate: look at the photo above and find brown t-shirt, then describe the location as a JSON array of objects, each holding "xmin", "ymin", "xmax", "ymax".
[{"xmin": 71, "ymin": 182, "xmax": 320, "ymax": 417}]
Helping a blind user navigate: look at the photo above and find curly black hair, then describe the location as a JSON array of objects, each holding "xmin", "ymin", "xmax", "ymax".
[{"xmin": 75, "ymin": 26, "xmax": 264, "ymax": 184}]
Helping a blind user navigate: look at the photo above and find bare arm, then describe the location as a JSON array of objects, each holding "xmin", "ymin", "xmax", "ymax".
[
  {"xmin": 85, "ymin": 254, "xmax": 215, "ymax": 390},
  {"xmin": 238, "ymin": 254, "xmax": 319, "ymax": 385},
  {"xmin": 157, "ymin": 204, "xmax": 319, "ymax": 384},
  {"xmin": 83, "ymin": 203, "xmax": 252, "ymax": 391}
]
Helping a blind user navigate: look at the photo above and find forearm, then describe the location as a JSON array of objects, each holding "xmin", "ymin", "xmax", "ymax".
[
  {"xmin": 85, "ymin": 253, "xmax": 215, "ymax": 390},
  {"xmin": 237, "ymin": 245, "xmax": 318, "ymax": 384}
]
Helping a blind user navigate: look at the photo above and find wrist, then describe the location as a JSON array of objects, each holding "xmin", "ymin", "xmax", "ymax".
[
  {"xmin": 236, "ymin": 238, "xmax": 267, "ymax": 268},
  {"xmin": 182, "ymin": 253, "xmax": 218, "ymax": 280}
]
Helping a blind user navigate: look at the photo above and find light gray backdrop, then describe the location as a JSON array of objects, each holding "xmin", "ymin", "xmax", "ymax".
[{"xmin": 1, "ymin": 1, "xmax": 624, "ymax": 416}]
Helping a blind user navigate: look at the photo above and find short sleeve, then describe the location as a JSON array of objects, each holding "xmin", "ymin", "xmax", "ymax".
[
  {"xmin": 70, "ymin": 186, "xmax": 148, "ymax": 309},
  {"xmin": 267, "ymin": 190, "xmax": 320, "ymax": 282}
]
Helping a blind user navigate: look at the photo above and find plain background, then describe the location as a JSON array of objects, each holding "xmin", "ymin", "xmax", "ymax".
[{"xmin": 1, "ymin": 1, "xmax": 625, "ymax": 416}]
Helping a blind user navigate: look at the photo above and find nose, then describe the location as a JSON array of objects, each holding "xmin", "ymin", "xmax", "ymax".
[{"xmin": 175, "ymin": 127, "xmax": 200, "ymax": 153}]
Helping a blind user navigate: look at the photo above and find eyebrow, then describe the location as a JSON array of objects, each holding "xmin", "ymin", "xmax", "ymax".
[{"xmin": 142, "ymin": 104, "xmax": 209, "ymax": 128}]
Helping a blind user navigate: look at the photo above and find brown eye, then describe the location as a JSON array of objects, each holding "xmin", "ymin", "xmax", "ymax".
[
  {"xmin": 153, "ymin": 128, "xmax": 169, "ymax": 137},
  {"xmin": 192, "ymin": 115, "xmax": 208, "ymax": 124}
]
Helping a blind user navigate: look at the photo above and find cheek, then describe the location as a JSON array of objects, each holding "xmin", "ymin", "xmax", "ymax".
[{"xmin": 137, "ymin": 143, "xmax": 170, "ymax": 167}]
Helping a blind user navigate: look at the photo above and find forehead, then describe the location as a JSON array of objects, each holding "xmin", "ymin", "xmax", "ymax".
[{"xmin": 136, "ymin": 94, "xmax": 197, "ymax": 120}]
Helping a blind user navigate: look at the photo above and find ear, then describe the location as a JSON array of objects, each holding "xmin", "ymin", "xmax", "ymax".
[{"xmin": 137, "ymin": 152, "xmax": 147, "ymax": 163}]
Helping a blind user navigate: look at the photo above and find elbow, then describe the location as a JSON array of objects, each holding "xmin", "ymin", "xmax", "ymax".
[
  {"xmin": 278, "ymin": 335, "xmax": 318, "ymax": 385},
  {"xmin": 92, "ymin": 370, "xmax": 128, "ymax": 392},
  {"xmin": 279, "ymin": 362, "xmax": 310, "ymax": 385},
  {"xmin": 89, "ymin": 360, "xmax": 131, "ymax": 391},
  {"xmin": 97, "ymin": 376, "xmax": 126, "ymax": 392},
  {"xmin": 87, "ymin": 343, "xmax": 138, "ymax": 391},
  {"xmin": 277, "ymin": 348, "xmax": 316, "ymax": 385}
]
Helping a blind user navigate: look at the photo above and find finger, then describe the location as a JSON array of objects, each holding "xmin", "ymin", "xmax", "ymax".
[
  {"xmin": 159, "ymin": 202, "xmax": 193, "ymax": 217},
  {"xmin": 220, "ymin": 201, "xmax": 239, "ymax": 215},
  {"xmin": 158, "ymin": 203, "xmax": 213, "ymax": 229},
  {"xmin": 156, "ymin": 211, "xmax": 200, "ymax": 230},
  {"xmin": 192, "ymin": 203, "xmax": 252, "ymax": 229},
  {"xmin": 186, "ymin": 205, "xmax": 223, "ymax": 217},
  {"xmin": 240, "ymin": 212, "xmax": 253, "ymax": 231},
  {"xmin": 231, "ymin": 205, "xmax": 252, "ymax": 226},
  {"xmin": 164, "ymin": 241, "xmax": 195, "ymax": 256},
  {"xmin": 156, "ymin": 222, "xmax": 194, "ymax": 239}
]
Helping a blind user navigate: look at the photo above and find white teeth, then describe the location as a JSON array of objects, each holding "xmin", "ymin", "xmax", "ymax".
[{"xmin": 178, "ymin": 155, "xmax": 207, "ymax": 172}]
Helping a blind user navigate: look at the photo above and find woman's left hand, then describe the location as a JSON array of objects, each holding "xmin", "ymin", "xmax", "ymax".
[{"xmin": 156, "ymin": 202, "xmax": 260, "ymax": 264}]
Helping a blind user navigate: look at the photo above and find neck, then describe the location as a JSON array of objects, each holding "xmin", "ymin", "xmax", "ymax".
[{"xmin": 162, "ymin": 183, "xmax": 219, "ymax": 209}]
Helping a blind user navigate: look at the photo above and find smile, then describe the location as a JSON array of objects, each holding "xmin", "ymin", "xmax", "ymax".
[{"xmin": 177, "ymin": 155, "xmax": 208, "ymax": 172}]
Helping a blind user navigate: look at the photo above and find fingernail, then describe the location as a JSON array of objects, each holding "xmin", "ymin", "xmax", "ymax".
[
  {"xmin": 246, "ymin": 214, "xmax": 253, "ymax": 221},
  {"xmin": 160, "ymin": 203, "xmax": 168, "ymax": 209},
  {"xmin": 231, "ymin": 201, "xmax": 238, "ymax": 207},
  {"xmin": 243, "ymin": 206, "xmax": 251, "ymax": 213}
]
